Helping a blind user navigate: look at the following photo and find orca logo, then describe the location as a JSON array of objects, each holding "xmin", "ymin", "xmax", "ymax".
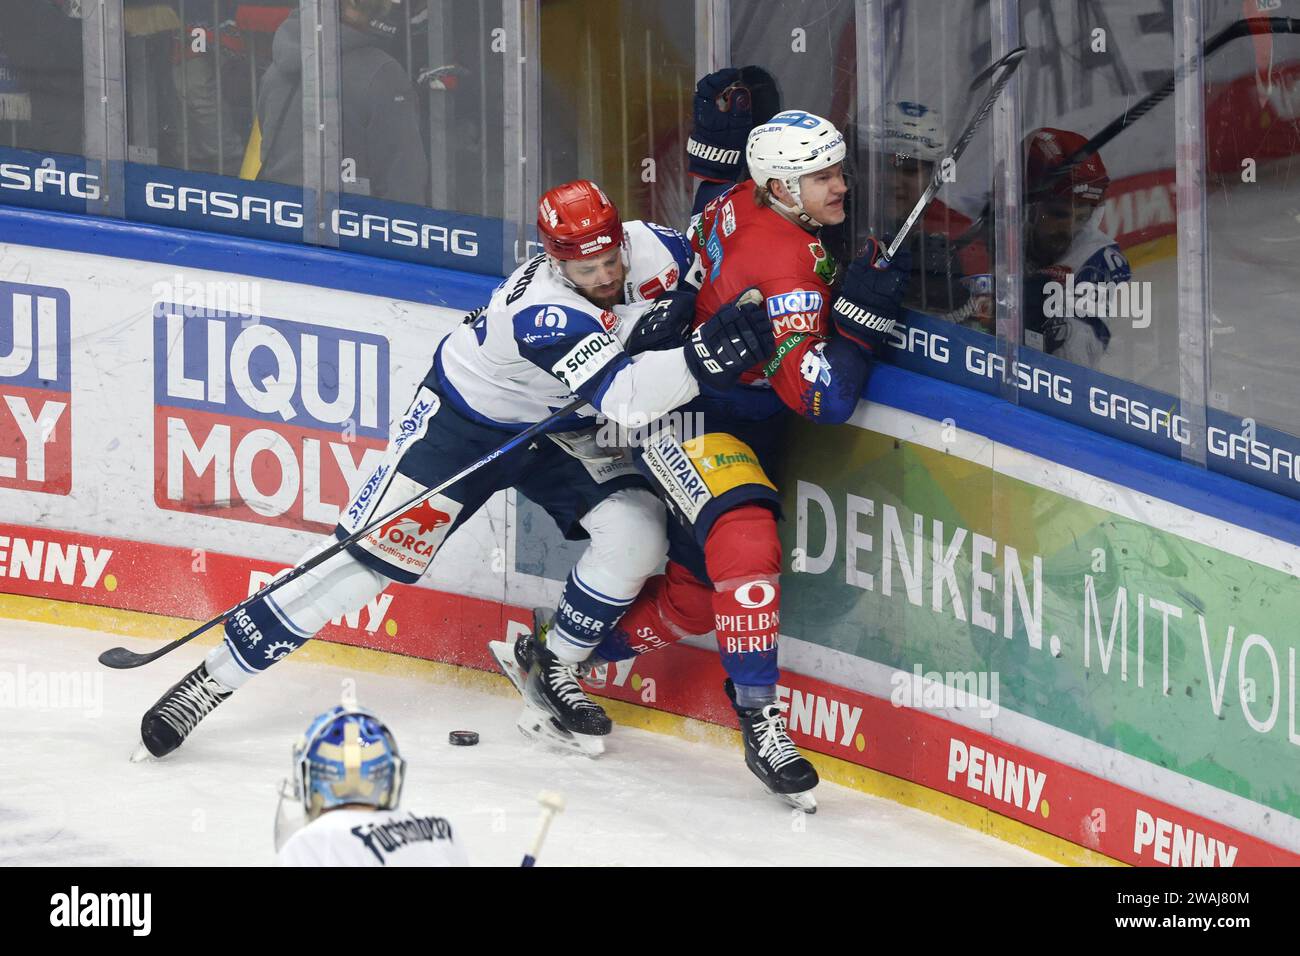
[{"xmin": 735, "ymin": 579, "xmax": 777, "ymax": 609}]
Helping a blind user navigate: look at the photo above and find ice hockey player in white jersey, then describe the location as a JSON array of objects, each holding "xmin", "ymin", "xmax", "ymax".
[
  {"xmin": 137, "ymin": 178, "xmax": 774, "ymax": 760},
  {"xmin": 1021, "ymin": 127, "xmax": 1130, "ymax": 368},
  {"xmin": 276, "ymin": 706, "xmax": 468, "ymax": 867}
]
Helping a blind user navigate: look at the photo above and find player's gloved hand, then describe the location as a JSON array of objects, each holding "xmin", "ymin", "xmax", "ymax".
[
  {"xmin": 625, "ymin": 289, "xmax": 697, "ymax": 356},
  {"xmin": 685, "ymin": 288, "xmax": 775, "ymax": 390},
  {"xmin": 687, "ymin": 68, "xmax": 751, "ymax": 182},
  {"xmin": 831, "ymin": 238, "xmax": 912, "ymax": 353}
]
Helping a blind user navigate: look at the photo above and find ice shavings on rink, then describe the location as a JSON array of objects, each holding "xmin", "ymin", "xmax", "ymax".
[{"xmin": 0, "ymin": 617, "xmax": 1052, "ymax": 867}]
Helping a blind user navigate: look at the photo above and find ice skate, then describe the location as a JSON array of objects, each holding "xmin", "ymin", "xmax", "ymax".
[
  {"xmin": 135, "ymin": 662, "xmax": 234, "ymax": 760},
  {"xmin": 516, "ymin": 629, "xmax": 611, "ymax": 758},
  {"xmin": 726, "ymin": 679, "xmax": 819, "ymax": 813},
  {"xmin": 487, "ymin": 607, "xmax": 543, "ymax": 696}
]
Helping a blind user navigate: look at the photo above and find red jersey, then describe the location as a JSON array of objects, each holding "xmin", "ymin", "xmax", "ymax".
[{"xmin": 690, "ymin": 181, "xmax": 840, "ymax": 415}]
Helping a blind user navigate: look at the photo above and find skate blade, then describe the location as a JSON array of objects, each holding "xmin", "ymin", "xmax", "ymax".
[
  {"xmin": 515, "ymin": 709, "xmax": 605, "ymax": 758},
  {"xmin": 488, "ymin": 640, "xmax": 527, "ymax": 696},
  {"xmin": 771, "ymin": 788, "xmax": 817, "ymax": 814}
]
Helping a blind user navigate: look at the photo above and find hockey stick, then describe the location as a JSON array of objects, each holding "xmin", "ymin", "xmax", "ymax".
[
  {"xmin": 1049, "ymin": 16, "xmax": 1300, "ymax": 183},
  {"xmin": 885, "ymin": 45, "xmax": 1027, "ymax": 261},
  {"xmin": 521, "ymin": 790, "xmax": 565, "ymax": 867},
  {"xmin": 97, "ymin": 395, "xmax": 588, "ymax": 670},
  {"xmin": 944, "ymin": 15, "xmax": 1300, "ymax": 253}
]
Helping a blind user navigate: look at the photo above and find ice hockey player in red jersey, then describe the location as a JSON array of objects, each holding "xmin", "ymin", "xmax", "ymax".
[{"xmin": 543, "ymin": 105, "xmax": 912, "ymax": 811}]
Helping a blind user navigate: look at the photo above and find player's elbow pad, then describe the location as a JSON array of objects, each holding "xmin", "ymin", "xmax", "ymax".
[{"xmin": 803, "ymin": 337, "xmax": 873, "ymax": 424}]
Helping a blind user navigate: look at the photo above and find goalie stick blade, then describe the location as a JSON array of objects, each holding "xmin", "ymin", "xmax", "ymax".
[
  {"xmin": 515, "ymin": 707, "xmax": 605, "ymax": 758},
  {"xmin": 488, "ymin": 639, "xmax": 527, "ymax": 696}
]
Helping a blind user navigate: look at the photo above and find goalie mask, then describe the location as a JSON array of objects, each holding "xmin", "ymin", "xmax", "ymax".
[{"xmin": 292, "ymin": 705, "xmax": 406, "ymax": 820}]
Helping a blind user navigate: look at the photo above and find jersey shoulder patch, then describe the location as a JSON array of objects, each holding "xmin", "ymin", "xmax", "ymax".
[
  {"xmin": 1075, "ymin": 243, "xmax": 1131, "ymax": 284},
  {"xmin": 511, "ymin": 303, "xmax": 605, "ymax": 348}
]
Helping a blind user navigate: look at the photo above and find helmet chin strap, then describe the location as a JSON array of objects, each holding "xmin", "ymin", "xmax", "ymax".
[{"xmin": 772, "ymin": 177, "xmax": 824, "ymax": 230}]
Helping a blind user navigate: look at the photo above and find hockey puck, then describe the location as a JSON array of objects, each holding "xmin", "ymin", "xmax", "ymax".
[{"xmin": 448, "ymin": 730, "xmax": 479, "ymax": 746}]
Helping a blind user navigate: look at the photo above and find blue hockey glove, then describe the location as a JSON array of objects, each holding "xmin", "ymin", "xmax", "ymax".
[
  {"xmin": 685, "ymin": 288, "xmax": 774, "ymax": 390},
  {"xmin": 831, "ymin": 238, "xmax": 912, "ymax": 353}
]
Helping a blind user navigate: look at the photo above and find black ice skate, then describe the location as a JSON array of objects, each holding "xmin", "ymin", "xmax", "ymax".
[
  {"xmin": 487, "ymin": 607, "xmax": 542, "ymax": 696},
  {"xmin": 516, "ymin": 625, "xmax": 611, "ymax": 758},
  {"xmin": 726, "ymin": 679, "xmax": 819, "ymax": 813},
  {"xmin": 134, "ymin": 662, "xmax": 233, "ymax": 760}
]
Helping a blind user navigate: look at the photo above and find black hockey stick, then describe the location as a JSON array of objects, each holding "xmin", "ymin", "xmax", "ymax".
[
  {"xmin": 885, "ymin": 45, "xmax": 1027, "ymax": 260},
  {"xmin": 946, "ymin": 15, "xmax": 1300, "ymax": 252},
  {"xmin": 1049, "ymin": 16, "xmax": 1300, "ymax": 184},
  {"xmin": 97, "ymin": 395, "xmax": 588, "ymax": 670}
]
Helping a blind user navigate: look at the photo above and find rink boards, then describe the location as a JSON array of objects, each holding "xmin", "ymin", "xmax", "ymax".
[{"xmin": 3, "ymin": 213, "xmax": 1300, "ymax": 866}]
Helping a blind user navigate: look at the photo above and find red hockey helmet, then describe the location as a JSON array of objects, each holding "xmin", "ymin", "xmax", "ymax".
[
  {"xmin": 1025, "ymin": 127, "xmax": 1109, "ymax": 205},
  {"xmin": 537, "ymin": 180, "xmax": 624, "ymax": 260}
]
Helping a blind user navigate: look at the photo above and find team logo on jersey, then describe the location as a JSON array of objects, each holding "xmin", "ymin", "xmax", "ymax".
[
  {"xmin": 809, "ymin": 242, "xmax": 839, "ymax": 285},
  {"xmin": 598, "ymin": 310, "xmax": 619, "ymax": 333},
  {"xmin": 535, "ymin": 305, "xmax": 568, "ymax": 329},
  {"xmin": 720, "ymin": 201, "xmax": 737, "ymax": 237},
  {"xmin": 767, "ymin": 290, "xmax": 823, "ymax": 339},
  {"xmin": 799, "ymin": 342, "xmax": 833, "ymax": 385},
  {"xmin": 551, "ymin": 331, "xmax": 620, "ymax": 392}
]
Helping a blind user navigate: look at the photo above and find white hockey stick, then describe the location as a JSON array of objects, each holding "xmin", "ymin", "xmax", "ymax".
[{"xmin": 521, "ymin": 790, "xmax": 566, "ymax": 867}]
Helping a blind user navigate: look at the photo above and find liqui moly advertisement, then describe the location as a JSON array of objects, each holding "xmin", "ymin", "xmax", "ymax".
[{"xmin": 153, "ymin": 306, "xmax": 391, "ymax": 530}]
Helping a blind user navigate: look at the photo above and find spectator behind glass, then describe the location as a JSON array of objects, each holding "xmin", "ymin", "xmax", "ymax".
[
  {"xmin": 0, "ymin": 0, "xmax": 84, "ymax": 155},
  {"xmin": 256, "ymin": 0, "xmax": 428, "ymax": 205}
]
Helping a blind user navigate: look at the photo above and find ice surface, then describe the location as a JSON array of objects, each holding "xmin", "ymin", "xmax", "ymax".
[{"xmin": 0, "ymin": 618, "xmax": 1053, "ymax": 867}]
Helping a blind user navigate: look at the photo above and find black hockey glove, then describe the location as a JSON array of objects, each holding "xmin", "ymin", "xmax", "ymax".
[
  {"xmin": 685, "ymin": 288, "xmax": 775, "ymax": 390},
  {"xmin": 687, "ymin": 68, "xmax": 752, "ymax": 182},
  {"xmin": 831, "ymin": 238, "xmax": 912, "ymax": 353},
  {"xmin": 625, "ymin": 289, "xmax": 697, "ymax": 356}
]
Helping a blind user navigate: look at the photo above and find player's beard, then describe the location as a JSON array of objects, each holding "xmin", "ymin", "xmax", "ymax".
[{"xmin": 583, "ymin": 280, "xmax": 624, "ymax": 309}]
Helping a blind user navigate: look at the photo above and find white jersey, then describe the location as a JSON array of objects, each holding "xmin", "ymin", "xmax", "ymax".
[
  {"xmin": 277, "ymin": 809, "xmax": 468, "ymax": 867},
  {"xmin": 436, "ymin": 220, "xmax": 699, "ymax": 430},
  {"xmin": 1029, "ymin": 219, "xmax": 1130, "ymax": 368}
]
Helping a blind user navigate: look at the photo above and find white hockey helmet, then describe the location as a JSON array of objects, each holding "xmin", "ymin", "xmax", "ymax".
[
  {"xmin": 746, "ymin": 110, "xmax": 846, "ymax": 226},
  {"xmin": 880, "ymin": 100, "xmax": 947, "ymax": 164}
]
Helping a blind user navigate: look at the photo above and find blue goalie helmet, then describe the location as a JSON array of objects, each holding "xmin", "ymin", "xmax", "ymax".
[{"xmin": 293, "ymin": 706, "xmax": 406, "ymax": 819}]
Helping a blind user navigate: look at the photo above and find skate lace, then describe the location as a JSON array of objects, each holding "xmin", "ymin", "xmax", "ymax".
[
  {"xmin": 546, "ymin": 661, "xmax": 598, "ymax": 711},
  {"xmin": 157, "ymin": 672, "xmax": 228, "ymax": 738},
  {"xmin": 755, "ymin": 705, "xmax": 803, "ymax": 771}
]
